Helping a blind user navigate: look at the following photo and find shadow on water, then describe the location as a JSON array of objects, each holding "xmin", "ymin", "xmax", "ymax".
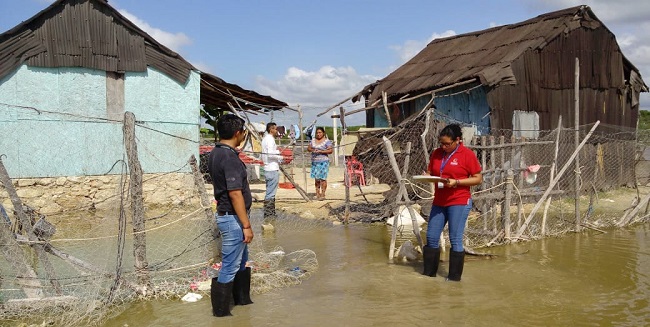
[{"xmin": 104, "ymin": 210, "xmax": 650, "ymax": 327}]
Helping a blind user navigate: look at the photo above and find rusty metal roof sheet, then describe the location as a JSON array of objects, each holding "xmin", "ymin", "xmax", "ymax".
[
  {"xmin": 201, "ymin": 73, "xmax": 287, "ymax": 111},
  {"xmin": 362, "ymin": 5, "xmax": 646, "ymax": 103},
  {"xmin": 0, "ymin": 0, "xmax": 286, "ymax": 111}
]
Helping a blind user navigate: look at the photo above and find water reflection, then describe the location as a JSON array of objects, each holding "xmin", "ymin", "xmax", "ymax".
[{"xmin": 104, "ymin": 219, "xmax": 650, "ymax": 327}]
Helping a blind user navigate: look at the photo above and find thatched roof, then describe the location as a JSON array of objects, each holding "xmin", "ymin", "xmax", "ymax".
[{"xmin": 359, "ymin": 5, "xmax": 646, "ymax": 103}]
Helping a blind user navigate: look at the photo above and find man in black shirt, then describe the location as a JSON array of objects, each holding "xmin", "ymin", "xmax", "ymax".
[{"xmin": 208, "ymin": 114, "xmax": 254, "ymax": 317}]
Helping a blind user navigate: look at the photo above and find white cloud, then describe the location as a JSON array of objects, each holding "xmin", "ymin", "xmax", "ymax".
[
  {"xmin": 254, "ymin": 66, "xmax": 379, "ymax": 126},
  {"xmin": 389, "ymin": 30, "xmax": 457, "ymax": 63},
  {"xmin": 255, "ymin": 66, "xmax": 378, "ymax": 108},
  {"xmin": 192, "ymin": 61, "xmax": 214, "ymax": 75},
  {"xmin": 118, "ymin": 9, "xmax": 192, "ymax": 53},
  {"xmin": 523, "ymin": 0, "xmax": 650, "ymax": 23}
]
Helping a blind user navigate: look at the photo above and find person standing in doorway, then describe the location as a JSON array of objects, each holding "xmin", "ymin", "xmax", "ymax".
[
  {"xmin": 307, "ymin": 127, "xmax": 333, "ymax": 200},
  {"xmin": 261, "ymin": 122, "xmax": 283, "ymax": 221},
  {"xmin": 208, "ymin": 114, "xmax": 254, "ymax": 317},
  {"xmin": 423, "ymin": 124, "xmax": 482, "ymax": 281}
]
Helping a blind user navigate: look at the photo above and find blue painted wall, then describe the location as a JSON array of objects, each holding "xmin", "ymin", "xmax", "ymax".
[
  {"xmin": 373, "ymin": 85, "xmax": 491, "ymax": 134},
  {"xmin": 0, "ymin": 64, "xmax": 200, "ymax": 178},
  {"xmin": 433, "ymin": 85, "xmax": 491, "ymax": 134}
]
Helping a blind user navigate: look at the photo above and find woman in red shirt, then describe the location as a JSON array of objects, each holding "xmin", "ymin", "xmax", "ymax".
[{"xmin": 423, "ymin": 124, "xmax": 482, "ymax": 281}]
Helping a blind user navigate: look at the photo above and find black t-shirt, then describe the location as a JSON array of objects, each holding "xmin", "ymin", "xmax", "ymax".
[{"xmin": 207, "ymin": 143, "xmax": 252, "ymax": 213}]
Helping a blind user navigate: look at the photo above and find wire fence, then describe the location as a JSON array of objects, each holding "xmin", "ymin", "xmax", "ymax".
[
  {"xmin": 1, "ymin": 104, "xmax": 649, "ymax": 325},
  {"xmin": 0, "ymin": 109, "xmax": 318, "ymax": 326}
]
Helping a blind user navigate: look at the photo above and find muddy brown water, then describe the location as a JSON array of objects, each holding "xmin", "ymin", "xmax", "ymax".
[{"xmin": 102, "ymin": 213, "xmax": 650, "ymax": 327}]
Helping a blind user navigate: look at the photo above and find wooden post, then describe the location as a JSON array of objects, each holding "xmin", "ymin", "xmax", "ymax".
[
  {"xmin": 574, "ymin": 57, "xmax": 582, "ymax": 232},
  {"xmin": 382, "ymin": 91, "xmax": 392, "ymax": 127},
  {"xmin": 504, "ymin": 170, "xmax": 513, "ymax": 240},
  {"xmin": 419, "ymin": 100, "xmax": 434, "ymax": 167},
  {"xmin": 489, "ymin": 136, "xmax": 497, "ymax": 232},
  {"xmin": 481, "ymin": 135, "xmax": 488, "ymax": 231},
  {"xmin": 542, "ymin": 116, "xmax": 562, "ymax": 236},
  {"xmin": 298, "ymin": 105, "xmax": 308, "ymax": 196},
  {"xmin": 499, "ymin": 135, "xmax": 505, "ymax": 181},
  {"xmin": 515, "ymin": 121, "xmax": 600, "ymax": 239},
  {"xmin": 516, "ymin": 136, "xmax": 524, "ymax": 229},
  {"xmin": 401, "ymin": 142, "xmax": 423, "ymax": 247},
  {"xmin": 344, "ymin": 157, "xmax": 350, "ymax": 225},
  {"xmin": 382, "ymin": 137, "xmax": 422, "ymax": 260},
  {"xmin": 123, "ymin": 112, "xmax": 150, "ymax": 288},
  {"xmin": 0, "ymin": 157, "xmax": 61, "ymax": 295}
]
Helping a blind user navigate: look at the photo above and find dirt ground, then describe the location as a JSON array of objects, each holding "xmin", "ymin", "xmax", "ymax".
[
  {"xmin": 205, "ymin": 164, "xmax": 650, "ymax": 226},
  {"xmin": 206, "ymin": 165, "xmax": 391, "ymax": 223}
]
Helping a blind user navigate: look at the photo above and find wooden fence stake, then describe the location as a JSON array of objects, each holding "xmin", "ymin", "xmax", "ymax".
[
  {"xmin": 503, "ymin": 170, "xmax": 513, "ymax": 240},
  {"xmin": 514, "ymin": 121, "xmax": 600, "ymax": 239},
  {"xmin": 123, "ymin": 112, "xmax": 151, "ymax": 288}
]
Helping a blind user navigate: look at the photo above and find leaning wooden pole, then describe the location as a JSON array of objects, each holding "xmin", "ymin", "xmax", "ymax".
[
  {"xmin": 0, "ymin": 157, "xmax": 61, "ymax": 295},
  {"xmin": 383, "ymin": 137, "xmax": 402, "ymax": 261},
  {"xmin": 401, "ymin": 142, "xmax": 424, "ymax": 248},
  {"xmin": 383, "ymin": 137, "xmax": 422, "ymax": 259},
  {"xmin": 514, "ymin": 121, "xmax": 600, "ymax": 239},
  {"xmin": 123, "ymin": 112, "xmax": 151, "ymax": 289},
  {"xmin": 542, "ymin": 115, "xmax": 562, "ymax": 236}
]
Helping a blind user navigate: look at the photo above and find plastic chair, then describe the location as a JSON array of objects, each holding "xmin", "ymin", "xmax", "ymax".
[{"xmin": 345, "ymin": 156, "xmax": 365, "ymax": 187}]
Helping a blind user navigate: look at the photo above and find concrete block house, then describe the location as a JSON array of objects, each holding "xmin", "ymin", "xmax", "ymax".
[{"xmin": 0, "ymin": 0, "xmax": 285, "ymax": 213}]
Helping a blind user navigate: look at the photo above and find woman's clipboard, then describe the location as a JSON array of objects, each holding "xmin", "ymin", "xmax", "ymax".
[{"xmin": 412, "ymin": 175, "xmax": 449, "ymax": 183}]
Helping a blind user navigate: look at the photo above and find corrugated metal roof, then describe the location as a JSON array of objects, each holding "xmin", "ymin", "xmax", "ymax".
[
  {"xmin": 0, "ymin": 0, "xmax": 287, "ymax": 111},
  {"xmin": 361, "ymin": 5, "xmax": 646, "ymax": 103},
  {"xmin": 0, "ymin": 0, "xmax": 191, "ymax": 84},
  {"xmin": 201, "ymin": 73, "xmax": 287, "ymax": 111}
]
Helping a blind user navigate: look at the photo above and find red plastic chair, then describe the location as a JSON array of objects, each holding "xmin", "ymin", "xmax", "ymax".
[{"xmin": 346, "ymin": 156, "xmax": 365, "ymax": 187}]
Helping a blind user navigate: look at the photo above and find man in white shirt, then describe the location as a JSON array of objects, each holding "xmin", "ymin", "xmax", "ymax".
[{"xmin": 261, "ymin": 122, "xmax": 283, "ymax": 221}]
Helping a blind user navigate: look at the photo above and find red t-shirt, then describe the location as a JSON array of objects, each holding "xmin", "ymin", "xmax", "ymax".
[{"xmin": 427, "ymin": 143, "xmax": 482, "ymax": 206}]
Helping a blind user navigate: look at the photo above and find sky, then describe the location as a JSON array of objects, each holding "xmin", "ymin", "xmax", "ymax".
[{"xmin": 1, "ymin": 0, "xmax": 649, "ymax": 128}]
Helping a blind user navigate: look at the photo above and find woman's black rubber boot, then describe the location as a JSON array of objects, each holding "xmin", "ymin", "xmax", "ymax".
[
  {"xmin": 422, "ymin": 246, "xmax": 440, "ymax": 277},
  {"xmin": 447, "ymin": 250, "xmax": 465, "ymax": 281}
]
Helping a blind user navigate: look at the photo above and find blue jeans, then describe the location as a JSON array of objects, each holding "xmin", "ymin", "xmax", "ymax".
[
  {"xmin": 216, "ymin": 213, "xmax": 248, "ymax": 283},
  {"xmin": 425, "ymin": 199, "xmax": 473, "ymax": 252},
  {"xmin": 265, "ymin": 170, "xmax": 280, "ymax": 200}
]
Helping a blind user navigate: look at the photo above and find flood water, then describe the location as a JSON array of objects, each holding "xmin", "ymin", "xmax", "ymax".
[{"xmin": 104, "ymin": 214, "xmax": 650, "ymax": 327}]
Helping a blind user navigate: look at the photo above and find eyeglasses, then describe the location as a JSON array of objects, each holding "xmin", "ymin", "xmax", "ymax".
[{"xmin": 439, "ymin": 140, "xmax": 456, "ymax": 147}]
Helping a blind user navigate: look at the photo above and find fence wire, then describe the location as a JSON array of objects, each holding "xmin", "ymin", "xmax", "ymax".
[{"xmin": 1, "ymin": 106, "xmax": 649, "ymax": 325}]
